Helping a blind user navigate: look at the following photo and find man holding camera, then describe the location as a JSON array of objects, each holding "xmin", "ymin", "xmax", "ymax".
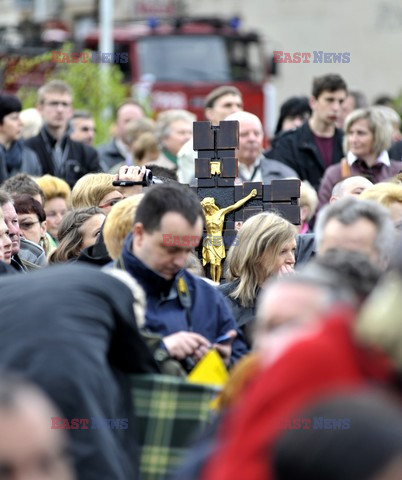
[{"xmin": 114, "ymin": 183, "xmax": 248, "ymax": 371}]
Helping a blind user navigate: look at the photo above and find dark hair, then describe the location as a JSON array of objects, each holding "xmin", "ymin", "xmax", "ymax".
[
  {"xmin": 312, "ymin": 74, "xmax": 347, "ymax": 99},
  {"xmin": 273, "ymin": 391, "xmax": 402, "ymax": 480},
  {"xmin": 2, "ymin": 173, "xmax": 45, "ymax": 203},
  {"xmin": 303, "ymin": 249, "xmax": 382, "ymax": 302},
  {"xmin": 373, "ymin": 95, "xmax": 394, "ymax": 107},
  {"xmin": 275, "ymin": 96, "xmax": 312, "ymax": 135},
  {"xmin": 146, "ymin": 164, "xmax": 179, "ymax": 182},
  {"xmin": 134, "ymin": 183, "xmax": 204, "ymax": 232},
  {"xmin": 204, "ymin": 85, "xmax": 242, "ymax": 110},
  {"xmin": 0, "ymin": 93, "xmax": 22, "ymax": 124},
  {"xmin": 13, "ymin": 194, "xmax": 46, "ymax": 222},
  {"xmin": 71, "ymin": 110, "xmax": 93, "ymax": 120}
]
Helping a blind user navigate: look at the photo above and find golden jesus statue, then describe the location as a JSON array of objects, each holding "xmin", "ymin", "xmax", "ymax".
[{"xmin": 201, "ymin": 189, "xmax": 257, "ymax": 282}]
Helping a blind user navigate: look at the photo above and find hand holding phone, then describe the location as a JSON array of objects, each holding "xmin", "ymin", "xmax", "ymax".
[{"xmin": 214, "ymin": 333, "xmax": 234, "ymax": 344}]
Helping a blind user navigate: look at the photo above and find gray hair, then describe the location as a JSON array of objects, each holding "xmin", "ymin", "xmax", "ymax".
[
  {"xmin": 0, "ymin": 189, "xmax": 13, "ymax": 208},
  {"xmin": 155, "ymin": 109, "xmax": 195, "ymax": 145},
  {"xmin": 315, "ymin": 196, "xmax": 394, "ymax": 264},
  {"xmin": 343, "ymin": 107, "xmax": 393, "ymax": 156}
]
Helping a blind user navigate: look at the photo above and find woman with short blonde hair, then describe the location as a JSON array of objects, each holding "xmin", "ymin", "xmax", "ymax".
[
  {"xmin": 360, "ymin": 182, "xmax": 402, "ymax": 227},
  {"xmin": 71, "ymin": 173, "xmax": 118, "ymax": 210},
  {"xmin": 318, "ymin": 107, "xmax": 401, "ymax": 209},
  {"xmin": 35, "ymin": 174, "xmax": 71, "ymax": 244},
  {"xmin": 103, "ymin": 194, "xmax": 144, "ymax": 260},
  {"xmin": 71, "ymin": 167, "xmax": 146, "ymax": 213}
]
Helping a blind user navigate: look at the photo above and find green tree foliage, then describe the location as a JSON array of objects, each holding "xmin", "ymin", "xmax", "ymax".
[
  {"xmin": 3, "ymin": 44, "xmax": 130, "ymax": 145},
  {"xmin": 394, "ymin": 90, "xmax": 402, "ymax": 120}
]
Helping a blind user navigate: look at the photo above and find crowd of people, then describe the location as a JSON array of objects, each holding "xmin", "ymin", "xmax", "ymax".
[{"xmin": 0, "ymin": 73, "xmax": 402, "ymax": 480}]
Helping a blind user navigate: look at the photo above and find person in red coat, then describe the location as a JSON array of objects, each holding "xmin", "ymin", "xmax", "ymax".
[{"xmin": 202, "ymin": 304, "xmax": 397, "ymax": 480}]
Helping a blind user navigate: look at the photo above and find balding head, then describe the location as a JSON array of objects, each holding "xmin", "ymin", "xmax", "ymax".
[
  {"xmin": 330, "ymin": 176, "xmax": 373, "ymax": 202},
  {"xmin": 225, "ymin": 111, "xmax": 264, "ymax": 166}
]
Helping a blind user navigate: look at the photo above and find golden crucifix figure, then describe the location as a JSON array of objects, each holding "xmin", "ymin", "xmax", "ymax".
[{"xmin": 200, "ymin": 189, "xmax": 257, "ymax": 283}]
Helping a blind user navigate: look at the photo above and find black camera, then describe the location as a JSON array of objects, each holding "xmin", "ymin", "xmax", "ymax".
[{"xmin": 112, "ymin": 168, "xmax": 163, "ymax": 187}]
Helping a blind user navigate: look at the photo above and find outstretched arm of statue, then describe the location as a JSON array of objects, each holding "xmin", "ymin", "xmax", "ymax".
[{"xmin": 221, "ymin": 188, "xmax": 257, "ymax": 216}]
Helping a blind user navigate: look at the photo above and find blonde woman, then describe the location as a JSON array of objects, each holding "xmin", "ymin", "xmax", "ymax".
[
  {"xmin": 360, "ymin": 182, "xmax": 402, "ymax": 228},
  {"xmin": 103, "ymin": 194, "xmax": 144, "ymax": 260},
  {"xmin": 219, "ymin": 212, "xmax": 297, "ymax": 347},
  {"xmin": 318, "ymin": 107, "xmax": 401, "ymax": 209},
  {"xmin": 35, "ymin": 174, "xmax": 71, "ymax": 246},
  {"xmin": 71, "ymin": 167, "xmax": 145, "ymax": 214}
]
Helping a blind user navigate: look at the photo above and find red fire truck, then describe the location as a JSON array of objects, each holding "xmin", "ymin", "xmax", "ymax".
[{"xmin": 84, "ymin": 17, "xmax": 274, "ymax": 128}]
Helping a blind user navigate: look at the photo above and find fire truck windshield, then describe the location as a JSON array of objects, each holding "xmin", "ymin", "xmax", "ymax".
[{"xmin": 138, "ymin": 35, "xmax": 232, "ymax": 83}]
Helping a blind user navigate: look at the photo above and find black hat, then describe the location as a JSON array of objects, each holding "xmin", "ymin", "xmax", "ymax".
[
  {"xmin": 275, "ymin": 96, "xmax": 311, "ymax": 135},
  {"xmin": 0, "ymin": 93, "xmax": 22, "ymax": 124}
]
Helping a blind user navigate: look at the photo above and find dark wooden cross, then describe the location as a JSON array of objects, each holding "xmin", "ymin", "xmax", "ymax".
[{"xmin": 191, "ymin": 120, "xmax": 300, "ymax": 279}]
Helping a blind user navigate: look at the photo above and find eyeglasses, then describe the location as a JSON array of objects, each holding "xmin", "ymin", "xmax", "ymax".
[
  {"xmin": 19, "ymin": 221, "xmax": 40, "ymax": 230},
  {"xmin": 98, "ymin": 198, "xmax": 123, "ymax": 209},
  {"xmin": 43, "ymin": 101, "xmax": 71, "ymax": 108}
]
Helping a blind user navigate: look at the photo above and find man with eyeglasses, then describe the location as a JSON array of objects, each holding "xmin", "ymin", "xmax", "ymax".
[
  {"xmin": 69, "ymin": 110, "xmax": 96, "ymax": 146},
  {"xmin": 25, "ymin": 80, "xmax": 101, "ymax": 188}
]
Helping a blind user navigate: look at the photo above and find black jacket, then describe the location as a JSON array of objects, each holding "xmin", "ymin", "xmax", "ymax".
[
  {"xmin": 97, "ymin": 138, "xmax": 125, "ymax": 172},
  {"xmin": 268, "ymin": 122, "xmax": 344, "ymax": 190},
  {"xmin": 389, "ymin": 140, "xmax": 402, "ymax": 162},
  {"xmin": 25, "ymin": 126, "xmax": 102, "ymax": 187},
  {"xmin": 295, "ymin": 233, "xmax": 316, "ymax": 267},
  {"xmin": 0, "ymin": 141, "xmax": 42, "ymax": 183},
  {"xmin": 218, "ymin": 279, "xmax": 256, "ymax": 349},
  {"xmin": 0, "ymin": 264, "xmax": 158, "ymax": 480}
]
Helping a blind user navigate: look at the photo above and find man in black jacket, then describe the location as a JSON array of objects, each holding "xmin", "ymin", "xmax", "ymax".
[
  {"xmin": 0, "ymin": 264, "xmax": 159, "ymax": 480},
  {"xmin": 269, "ymin": 74, "xmax": 347, "ymax": 190},
  {"xmin": 25, "ymin": 80, "xmax": 101, "ymax": 188}
]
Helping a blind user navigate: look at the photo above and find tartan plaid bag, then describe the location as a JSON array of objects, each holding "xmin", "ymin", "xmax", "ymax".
[{"xmin": 131, "ymin": 374, "xmax": 220, "ymax": 480}]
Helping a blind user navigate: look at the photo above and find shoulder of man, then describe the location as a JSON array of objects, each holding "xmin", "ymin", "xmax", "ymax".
[
  {"xmin": 268, "ymin": 123, "xmax": 310, "ymax": 162},
  {"xmin": 260, "ymin": 156, "xmax": 299, "ymax": 179},
  {"xmin": 21, "ymin": 144, "xmax": 43, "ymax": 174},
  {"xmin": 181, "ymin": 269, "xmax": 228, "ymax": 304},
  {"xmin": 97, "ymin": 139, "xmax": 116, "ymax": 154},
  {"xmin": 295, "ymin": 233, "xmax": 316, "ymax": 267},
  {"xmin": 23, "ymin": 132, "xmax": 42, "ymax": 147},
  {"xmin": 69, "ymin": 138, "xmax": 102, "ymax": 171}
]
